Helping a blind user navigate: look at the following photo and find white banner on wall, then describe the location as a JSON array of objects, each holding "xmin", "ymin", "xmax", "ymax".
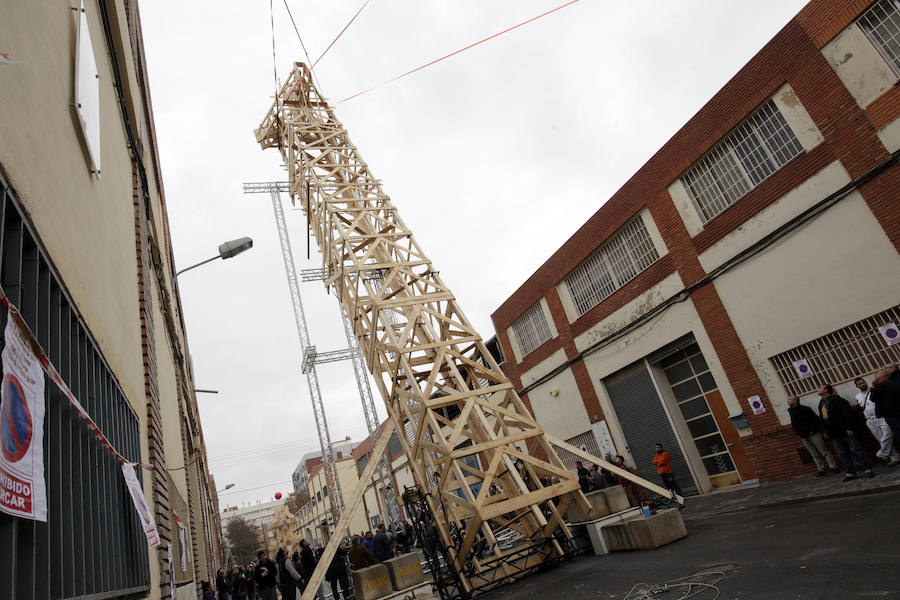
[
  {"xmin": 0, "ymin": 313, "xmax": 47, "ymax": 521},
  {"xmin": 122, "ymin": 463, "xmax": 160, "ymax": 547}
]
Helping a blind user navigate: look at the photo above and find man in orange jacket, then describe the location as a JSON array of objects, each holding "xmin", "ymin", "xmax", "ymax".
[{"xmin": 652, "ymin": 443, "xmax": 682, "ymax": 496}]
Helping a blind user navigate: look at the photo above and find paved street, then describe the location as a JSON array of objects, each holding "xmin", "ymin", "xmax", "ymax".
[{"xmin": 482, "ymin": 490, "xmax": 900, "ymax": 599}]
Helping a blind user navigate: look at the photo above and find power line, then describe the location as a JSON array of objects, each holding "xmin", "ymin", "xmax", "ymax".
[
  {"xmin": 338, "ymin": 0, "xmax": 584, "ymax": 103},
  {"xmin": 217, "ymin": 480, "xmax": 293, "ymax": 497},
  {"xmin": 312, "ymin": 0, "xmax": 372, "ymax": 69}
]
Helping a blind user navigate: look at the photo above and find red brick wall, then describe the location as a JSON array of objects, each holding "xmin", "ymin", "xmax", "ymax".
[{"xmin": 491, "ymin": 0, "xmax": 900, "ymax": 485}]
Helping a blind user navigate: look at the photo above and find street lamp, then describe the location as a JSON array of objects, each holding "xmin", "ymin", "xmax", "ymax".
[
  {"xmin": 176, "ymin": 237, "xmax": 253, "ymax": 276},
  {"xmin": 218, "ymin": 483, "xmax": 236, "ymax": 494}
]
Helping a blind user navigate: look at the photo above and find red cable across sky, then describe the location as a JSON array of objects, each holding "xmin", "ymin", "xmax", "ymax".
[
  {"xmin": 338, "ymin": 0, "xmax": 583, "ymax": 104},
  {"xmin": 312, "ymin": 0, "xmax": 372, "ymax": 69}
]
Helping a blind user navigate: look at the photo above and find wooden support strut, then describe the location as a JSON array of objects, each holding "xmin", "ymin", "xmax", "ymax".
[
  {"xmin": 546, "ymin": 435, "xmax": 685, "ymax": 506},
  {"xmin": 300, "ymin": 420, "xmax": 397, "ymax": 600}
]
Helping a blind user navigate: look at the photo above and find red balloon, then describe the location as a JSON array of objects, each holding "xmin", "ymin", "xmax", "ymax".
[{"xmin": 274, "ymin": 492, "xmax": 282, "ymax": 500}]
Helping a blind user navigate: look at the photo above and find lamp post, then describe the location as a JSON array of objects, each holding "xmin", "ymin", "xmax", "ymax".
[
  {"xmin": 218, "ymin": 483, "xmax": 236, "ymax": 494},
  {"xmin": 176, "ymin": 237, "xmax": 253, "ymax": 276}
]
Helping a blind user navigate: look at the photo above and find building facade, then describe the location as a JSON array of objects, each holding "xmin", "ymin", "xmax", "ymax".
[
  {"xmin": 492, "ymin": 0, "xmax": 900, "ymax": 494},
  {"xmin": 221, "ymin": 499, "xmax": 281, "ymax": 556},
  {"xmin": 0, "ymin": 1, "xmax": 222, "ymax": 597},
  {"xmin": 291, "ymin": 439, "xmax": 358, "ymax": 495}
]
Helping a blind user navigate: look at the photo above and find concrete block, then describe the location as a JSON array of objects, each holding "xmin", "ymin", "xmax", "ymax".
[
  {"xmin": 600, "ymin": 486, "xmax": 630, "ymax": 513},
  {"xmin": 351, "ymin": 564, "xmax": 393, "ymax": 600},
  {"xmin": 601, "ymin": 522, "xmax": 636, "ymax": 552},
  {"xmin": 384, "ymin": 551, "xmax": 425, "ymax": 591},
  {"xmin": 626, "ymin": 509, "xmax": 687, "ymax": 550},
  {"xmin": 565, "ymin": 489, "xmax": 611, "ymax": 523}
]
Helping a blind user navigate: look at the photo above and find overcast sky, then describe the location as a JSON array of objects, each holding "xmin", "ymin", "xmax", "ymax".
[{"xmin": 139, "ymin": 0, "xmax": 809, "ymax": 509}]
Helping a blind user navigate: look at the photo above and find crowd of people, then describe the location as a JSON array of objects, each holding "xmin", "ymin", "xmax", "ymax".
[
  {"xmin": 570, "ymin": 442, "xmax": 683, "ymax": 507},
  {"xmin": 789, "ymin": 364, "xmax": 900, "ymax": 481},
  {"xmin": 204, "ymin": 521, "xmax": 418, "ymax": 600}
]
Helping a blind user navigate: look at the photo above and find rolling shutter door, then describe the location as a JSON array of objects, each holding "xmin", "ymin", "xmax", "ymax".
[{"xmin": 604, "ymin": 361, "xmax": 697, "ymax": 495}]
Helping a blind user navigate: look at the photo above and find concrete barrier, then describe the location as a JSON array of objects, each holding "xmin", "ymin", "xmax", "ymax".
[
  {"xmin": 600, "ymin": 486, "xmax": 630, "ymax": 513},
  {"xmin": 565, "ymin": 488, "xmax": 611, "ymax": 523},
  {"xmin": 626, "ymin": 508, "xmax": 687, "ymax": 550},
  {"xmin": 601, "ymin": 521, "xmax": 636, "ymax": 552},
  {"xmin": 384, "ymin": 552, "xmax": 425, "ymax": 591},
  {"xmin": 351, "ymin": 564, "xmax": 393, "ymax": 600}
]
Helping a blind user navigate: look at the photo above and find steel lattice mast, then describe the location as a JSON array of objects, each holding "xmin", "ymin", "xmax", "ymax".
[
  {"xmin": 256, "ymin": 63, "xmax": 591, "ymax": 593},
  {"xmin": 241, "ymin": 181, "xmax": 344, "ymax": 520}
]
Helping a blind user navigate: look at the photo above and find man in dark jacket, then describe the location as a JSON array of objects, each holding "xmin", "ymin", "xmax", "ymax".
[
  {"xmin": 788, "ymin": 396, "xmax": 838, "ymax": 476},
  {"xmin": 372, "ymin": 524, "xmax": 394, "ymax": 562},
  {"xmin": 325, "ymin": 542, "xmax": 351, "ymax": 600},
  {"xmin": 871, "ymin": 365, "xmax": 900, "ymax": 438},
  {"xmin": 818, "ymin": 384, "xmax": 873, "ymax": 481},
  {"xmin": 254, "ymin": 551, "xmax": 278, "ymax": 600}
]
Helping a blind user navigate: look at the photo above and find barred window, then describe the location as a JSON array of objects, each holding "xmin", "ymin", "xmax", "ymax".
[
  {"xmin": 0, "ymin": 173, "xmax": 148, "ymax": 598},
  {"xmin": 564, "ymin": 217, "xmax": 659, "ymax": 316},
  {"xmin": 858, "ymin": 0, "xmax": 900, "ymax": 75},
  {"xmin": 770, "ymin": 306, "xmax": 900, "ymax": 397},
  {"xmin": 683, "ymin": 99, "xmax": 803, "ymax": 223},
  {"xmin": 511, "ymin": 302, "xmax": 552, "ymax": 357}
]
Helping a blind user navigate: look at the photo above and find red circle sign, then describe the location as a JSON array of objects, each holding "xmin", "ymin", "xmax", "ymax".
[{"xmin": 1, "ymin": 374, "xmax": 32, "ymax": 463}]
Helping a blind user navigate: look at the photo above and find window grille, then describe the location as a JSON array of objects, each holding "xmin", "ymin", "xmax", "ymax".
[
  {"xmin": 683, "ymin": 99, "xmax": 803, "ymax": 222},
  {"xmin": 564, "ymin": 217, "xmax": 659, "ymax": 316},
  {"xmin": 858, "ymin": 0, "xmax": 900, "ymax": 75},
  {"xmin": 0, "ymin": 172, "xmax": 149, "ymax": 599},
  {"xmin": 511, "ymin": 302, "xmax": 552, "ymax": 357},
  {"xmin": 770, "ymin": 305, "xmax": 900, "ymax": 397}
]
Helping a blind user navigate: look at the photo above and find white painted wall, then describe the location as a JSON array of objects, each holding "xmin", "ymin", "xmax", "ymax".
[
  {"xmin": 712, "ymin": 189, "xmax": 900, "ymax": 425},
  {"xmin": 822, "ymin": 24, "xmax": 898, "ymax": 108}
]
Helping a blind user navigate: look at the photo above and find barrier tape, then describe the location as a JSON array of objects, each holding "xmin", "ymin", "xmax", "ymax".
[{"xmin": 0, "ymin": 291, "xmax": 153, "ymax": 470}]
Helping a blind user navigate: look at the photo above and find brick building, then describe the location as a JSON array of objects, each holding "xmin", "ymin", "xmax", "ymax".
[{"xmin": 491, "ymin": 0, "xmax": 900, "ymax": 494}]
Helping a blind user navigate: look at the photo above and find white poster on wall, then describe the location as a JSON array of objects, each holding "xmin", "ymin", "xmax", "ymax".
[
  {"xmin": 591, "ymin": 420, "xmax": 617, "ymax": 460},
  {"xmin": 0, "ymin": 313, "xmax": 47, "ymax": 521},
  {"xmin": 878, "ymin": 323, "xmax": 899, "ymax": 347},
  {"xmin": 74, "ymin": 0, "xmax": 101, "ymax": 175},
  {"xmin": 792, "ymin": 359, "xmax": 814, "ymax": 379},
  {"xmin": 122, "ymin": 463, "xmax": 160, "ymax": 547}
]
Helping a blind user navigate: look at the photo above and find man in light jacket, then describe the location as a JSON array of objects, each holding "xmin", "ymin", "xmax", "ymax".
[{"xmin": 855, "ymin": 376, "xmax": 900, "ymax": 465}]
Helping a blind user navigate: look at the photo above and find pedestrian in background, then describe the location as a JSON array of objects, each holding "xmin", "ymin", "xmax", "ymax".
[
  {"xmin": 871, "ymin": 365, "xmax": 900, "ymax": 440},
  {"xmin": 652, "ymin": 443, "xmax": 682, "ymax": 495},
  {"xmin": 254, "ymin": 551, "xmax": 277, "ymax": 600},
  {"xmin": 855, "ymin": 376, "xmax": 900, "ymax": 465},
  {"xmin": 788, "ymin": 396, "xmax": 839, "ymax": 476},
  {"xmin": 349, "ymin": 535, "xmax": 375, "ymax": 570},
  {"xmin": 575, "ymin": 460, "xmax": 593, "ymax": 493},
  {"xmin": 373, "ymin": 523, "xmax": 395, "ymax": 562},
  {"xmin": 818, "ymin": 384, "xmax": 874, "ymax": 481},
  {"xmin": 613, "ymin": 455, "xmax": 645, "ymax": 506},
  {"xmin": 590, "ymin": 464, "xmax": 605, "ymax": 490}
]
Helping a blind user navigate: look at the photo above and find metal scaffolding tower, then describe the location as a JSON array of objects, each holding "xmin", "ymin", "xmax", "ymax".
[{"xmin": 243, "ymin": 181, "xmax": 402, "ymax": 527}]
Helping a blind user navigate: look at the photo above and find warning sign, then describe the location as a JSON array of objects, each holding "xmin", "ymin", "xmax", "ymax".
[
  {"xmin": 0, "ymin": 314, "xmax": 46, "ymax": 521},
  {"xmin": 748, "ymin": 395, "xmax": 766, "ymax": 416},
  {"xmin": 792, "ymin": 359, "xmax": 814, "ymax": 380},
  {"xmin": 878, "ymin": 323, "xmax": 899, "ymax": 347}
]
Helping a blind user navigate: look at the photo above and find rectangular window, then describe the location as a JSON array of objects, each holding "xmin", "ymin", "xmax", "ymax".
[
  {"xmin": 0, "ymin": 172, "xmax": 148, "ymax": 598},
  {"xmin": 564, "ymin": 217, "xmax": 659, "ymax": 316},
  {"xmin": 682, "ymin": 99, "xmax": 803, "ymax": 222},
  {"xmin": 770, "ymin": 305, "xmax": 900, "ymax": 397},
  {"xmin": 859, "ymin": 0, "xmax": 900, "ymax": 75},
  {"xmin": 511, "ymin": 302, "xmax": 552, "ymax": 357}
]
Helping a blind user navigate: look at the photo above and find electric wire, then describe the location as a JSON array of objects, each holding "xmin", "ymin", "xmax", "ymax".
[
  {"xmin": 624, "ymin": 571, "xmax": 726, "ymax": 600},
  {"xmin": 338, "ymin": 0, "xmax": 584, "ymax": 103},
  {"xmin": 312, "ymin": 0, "xmax": 372, "ymax": 69},
  {"xmin": 217, "ymin": 480, "xmax": 294, "ymax": 497}
]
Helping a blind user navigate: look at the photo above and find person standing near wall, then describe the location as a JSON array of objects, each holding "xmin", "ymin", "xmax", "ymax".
[
  {"xmin": 818, "ymin": 384, "xmax": 874, "ymax": 481},
  {"xmin": 652, "ymin": 443, "xmax": 682, "ymax": 495},
  {"xmin": 788, "ymin": 396, "xmax": 839, "ymax": 476},
  {"xmin": 855, "ymin": 376, "xmax": 900, "ymax": 466},
  {"xmin": 871, "ymin": 365, "xmax": 900, "ymax": 440}
]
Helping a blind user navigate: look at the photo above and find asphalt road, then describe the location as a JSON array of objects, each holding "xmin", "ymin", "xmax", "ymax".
[{"xmin": 481, "ymin": 490, "xmax": 900, "ymax": 599}]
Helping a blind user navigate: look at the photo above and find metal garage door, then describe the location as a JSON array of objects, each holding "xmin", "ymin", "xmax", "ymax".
[{"xmin": 604, "ymin": 361, "xmax": 698, "ymax": 495}]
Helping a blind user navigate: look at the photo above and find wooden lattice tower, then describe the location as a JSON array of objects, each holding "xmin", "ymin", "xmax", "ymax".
[{"xmin": 256, "ymin": 62, "xmax": 590, "ymax": 593}]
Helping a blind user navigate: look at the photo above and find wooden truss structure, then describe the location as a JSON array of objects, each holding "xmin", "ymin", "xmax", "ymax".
[{"xmin": 256, "ymin": 63, "xmax": 593, "ymax": 595}]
